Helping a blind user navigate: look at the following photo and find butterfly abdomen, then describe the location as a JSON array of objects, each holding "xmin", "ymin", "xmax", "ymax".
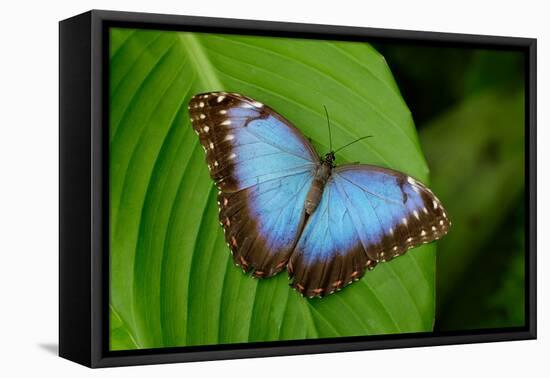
[{"xmin": 305, "ymin": 163, "xmax": 332, "ymax": 215}]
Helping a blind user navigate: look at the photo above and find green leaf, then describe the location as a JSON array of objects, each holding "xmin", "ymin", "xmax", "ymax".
[
  {"xmin": 109, "ymin": 304, "xmax": 140, "ymax": 350},
  {"xmin": 109, "ymin": 28, "xmax": 436, "ymax": 350}
]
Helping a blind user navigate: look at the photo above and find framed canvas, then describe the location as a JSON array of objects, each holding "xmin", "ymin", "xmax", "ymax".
[{"xmin": 59, "ymin": 9, "xmax": 537, "ymax": 368}]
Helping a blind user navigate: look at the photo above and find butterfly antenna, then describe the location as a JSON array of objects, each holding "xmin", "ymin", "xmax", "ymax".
[
  {"xmin": 334, "ymin": 135, "xmax": 373, "ymax": 153},
  {"xmin": 323, "ymin": 105, "xmax": 333, "ymax": 152}
]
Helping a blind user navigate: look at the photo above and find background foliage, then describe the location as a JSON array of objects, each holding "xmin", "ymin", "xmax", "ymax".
[
  {"xmin": 109, "ymin": 28, "xmax": 437, "ymax": 350},
  {"xmin": 373, "ymin": 44, "xmax": 525, "ymax": 330}
]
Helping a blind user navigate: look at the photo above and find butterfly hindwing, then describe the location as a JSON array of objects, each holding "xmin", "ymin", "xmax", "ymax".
[
  {"xmin": 217, "ymin": 171, "xmax": 313, "ymax": 276},
  {"xmin": 288, "ymin": 182, "xmax": 378, "ymax": 297},
  {"xmin": 289, "ymin": 164, "xmax": 450, "ymax": 297},
  {"xmin": 189, "ymin": 92, "xmax": 319, "ymax": 277}
]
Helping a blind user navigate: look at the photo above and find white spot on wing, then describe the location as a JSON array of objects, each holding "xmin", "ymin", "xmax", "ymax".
[
  {"xmin": 217, "ymin": 95, "xmax": 226, "ymax": 103},
  {"xmin": 225, "ymin": 134, "xmax": 235, "ymax": 141},
  {"xmin": 229, "ymin": 153, "xmax": 236, "ymax": 159},
  {"xmin": 221, "ymin": 120, "xmax": 232, "ymax": 126},
  {"xmin": 203, "ymin": 126, "xmax": 210, "ymax": 133},
  {"xmin": 199, "ymin": 114, "xmax": 206, "ymax": 120}
]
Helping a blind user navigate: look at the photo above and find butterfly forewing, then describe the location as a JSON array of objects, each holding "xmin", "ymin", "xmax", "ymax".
[{"xmin": 189, "ymin": 92, "xmax": 319, "ymax": 277}]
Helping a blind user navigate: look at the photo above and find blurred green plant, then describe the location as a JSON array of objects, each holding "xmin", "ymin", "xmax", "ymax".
[
  {"xmin": 374, "ymin": 45, "xmax": 526, "ymax": 330},
  {"xmin": 420, "ymin": 88, "xmax": 524, "ymax": 301},
  {"xmin": 374, "ymin": 45, "xmax": 525, "ymax": 126},
  {"xmin": 419, "ymin": 88, "xmax": 525, "ymax": 330},
  {"xmin": 436, "ymin": 201, "xmax": 525, "ymax": 329},
  {"xmin": 109, "ymin": 28, "xmax": 437, "ymax": 350}
]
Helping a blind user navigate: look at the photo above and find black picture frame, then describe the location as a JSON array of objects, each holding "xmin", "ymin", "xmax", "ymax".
[{"xmin": 59, "ymin": 9, "xmax": 537, "ymax": 368}]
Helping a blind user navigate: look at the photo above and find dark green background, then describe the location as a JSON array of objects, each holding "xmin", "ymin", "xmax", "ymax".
[{"xmin": 373, "ymin": 43, "xmax": 525, "ymax": 330}]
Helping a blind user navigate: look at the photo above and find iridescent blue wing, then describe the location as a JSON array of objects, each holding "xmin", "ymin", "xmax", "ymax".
[
  {"xmin": 189, "ymin": 92, "xmax": 318, "ymax": 277},
  {"xmin": 288, "ymin": 164, "xmax": 451, "ymax": 297}
]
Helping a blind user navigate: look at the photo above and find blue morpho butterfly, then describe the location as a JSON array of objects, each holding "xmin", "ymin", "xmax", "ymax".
[{"xmin": 189, "ymin": 92, "xmax": 451, "ymax": 298}]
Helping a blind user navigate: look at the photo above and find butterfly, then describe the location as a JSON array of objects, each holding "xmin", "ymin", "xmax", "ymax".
[{"xmin": 188, "ymin": 92, "xmax": 451, "ymax": 298}]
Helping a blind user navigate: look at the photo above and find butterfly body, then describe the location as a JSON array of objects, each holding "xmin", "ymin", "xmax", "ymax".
[
  {"xmin": 305, "ymin": 153, "xmax": 334, "ymax": 215},
  {"xmin": 189, "ymin": 92, "xmax": 451, "ymax": 298}
]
